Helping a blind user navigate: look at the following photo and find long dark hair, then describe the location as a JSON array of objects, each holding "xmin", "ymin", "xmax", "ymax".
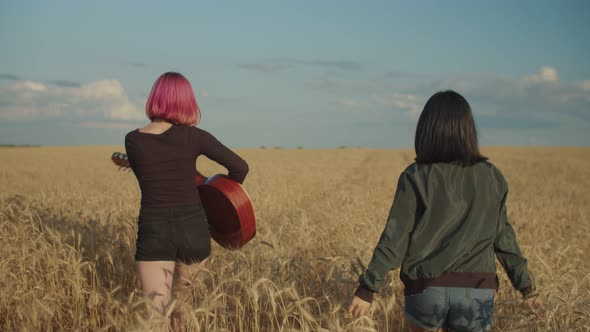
[{"xmin": 415, "ymin": 90, "xmax": 487, "ymax": 166}]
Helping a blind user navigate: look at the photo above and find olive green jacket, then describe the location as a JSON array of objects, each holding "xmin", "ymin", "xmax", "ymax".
[{"xmin": 358, "ymin": 161, "xmax": 532, "ymax": 298}]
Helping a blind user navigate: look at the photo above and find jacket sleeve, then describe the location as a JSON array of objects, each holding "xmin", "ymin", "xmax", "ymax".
[
  {"xmin": 198, "ymin": 129, "xmax": 249, "ymax": 184},
  {"xmin": 355, "ymin": 172, "xmax": 419, "ymax": 302},
  {"xmin": 494, "ymin": 189, "xmax": 534, "ymax": 297}
]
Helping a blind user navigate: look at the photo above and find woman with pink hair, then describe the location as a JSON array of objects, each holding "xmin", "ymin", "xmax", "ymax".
[{"xmin": 124, "ymin": 72, "xmax": 249, "ymax": 325}]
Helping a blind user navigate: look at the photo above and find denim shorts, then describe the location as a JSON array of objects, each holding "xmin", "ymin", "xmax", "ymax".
[
  {"xmin": 135, "ymin": 204, "xmax": 211, "ymax": 264},
  {"xmin": 405, "ymin": 286, "xmax": 495, "ymax": 331}
]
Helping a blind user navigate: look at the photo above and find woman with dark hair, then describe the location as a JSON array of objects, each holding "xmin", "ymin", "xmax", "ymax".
[
  {"xmin": 124, "ymin": 72, "xmax": 249, "ymax": 325},
  {"xmin": 348, "ymin": 91, "xmax": 535, "ymax": 331}
]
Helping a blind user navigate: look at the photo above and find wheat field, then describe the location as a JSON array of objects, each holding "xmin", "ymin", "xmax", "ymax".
[{"xmin": 0, "ymin": 146, "xmax": 589, "ymax": 331}]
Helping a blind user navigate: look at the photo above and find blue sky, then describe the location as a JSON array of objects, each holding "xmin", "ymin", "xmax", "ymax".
[{"xmin": 0, "ymin": 1, "xmax": 589, "ymax": 147}]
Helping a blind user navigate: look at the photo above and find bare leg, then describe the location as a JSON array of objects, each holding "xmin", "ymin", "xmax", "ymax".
[
  {"xmin": 175, "ymin": 257, "xmax": 210, "ymax": 291},
  {"xmin": 171, "ymin": 258, "xmax": 210, "ymax": 332},
  {"xmin": 136, "ymin": 261, "xmax": 176, "ymax": 315}
]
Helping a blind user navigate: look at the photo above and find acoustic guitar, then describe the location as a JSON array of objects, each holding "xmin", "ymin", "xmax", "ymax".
[{"xmin": 111, "ymin": 152, "xmax": 256, "ymax": 250}]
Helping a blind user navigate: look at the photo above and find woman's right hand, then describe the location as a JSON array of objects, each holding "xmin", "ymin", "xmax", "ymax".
[{"xmin": 347, "ymin": 295, "xmax": 371, "ymax": 317}]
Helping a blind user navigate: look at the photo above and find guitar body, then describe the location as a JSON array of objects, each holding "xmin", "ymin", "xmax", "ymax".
[
  {"xmin": 112, "ymin": 152, "xmax": 256, "ymax": 250},
  {"xmin": 197, "ymin": 174, "xmax": 256, "ymax": 250}
]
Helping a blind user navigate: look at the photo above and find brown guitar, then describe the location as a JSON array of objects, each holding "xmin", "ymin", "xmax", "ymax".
[{"xmin": 112, "ymin": 152, "xmax": 256, "ymax": 249}]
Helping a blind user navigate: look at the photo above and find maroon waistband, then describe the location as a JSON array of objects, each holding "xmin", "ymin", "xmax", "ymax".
[{"xmin": 402, "ymin": 272, "xmax": 498, "ymax": 296}]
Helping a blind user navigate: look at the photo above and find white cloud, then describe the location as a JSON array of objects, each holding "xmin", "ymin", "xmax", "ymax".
[
  {"xmin": 335, "ymin": 93, "xmax": 422, "ymax": 117},
  {"xmin": 237, "ymin": 57, "xmax": 362, "ymax": 73},
  {"xmin": 521, "ymin": 66, "xmax": 559, "ymax": 84},
  {"xmin": 388, "ymin": 93, "xmax": 421, "ymax": 116},
  {"xmin": 8, "ymin": 80, "xmax": 48, "ymax": 92},
  {"xmin": 414, "ymin": 66, "xmax": 590, "ymax": 122},
  {"xmin": 77, "ymin": 121, "xmax": 140, "ymax": 129},
  {"xmin": 0, "ymin": 79, "xmax": 143, "ymax": 121},
  {"xmin": 335, "ymin": 99, "xmax": 363, "ymax": 107},
  {"xmin": 331, "ymin": 66, "xmax": 589, "ymax": 126},
  {"xmin": 579, "ymin": 80, "xmax": 590, "ymax": 91},
  {"xmin": 365, "ymin": 92, "xmax": 422, "ymax": 117}
]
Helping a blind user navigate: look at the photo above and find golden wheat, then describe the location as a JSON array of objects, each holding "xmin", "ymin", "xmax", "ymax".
[{"xmin": 0, "ymin": 146, "xmax": 589, "ymax": 331}]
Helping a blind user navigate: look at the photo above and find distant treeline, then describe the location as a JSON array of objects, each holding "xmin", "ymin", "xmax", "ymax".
[{"xmin": 0, "ymin": 144, "xmax": 41, "ymax": 147}]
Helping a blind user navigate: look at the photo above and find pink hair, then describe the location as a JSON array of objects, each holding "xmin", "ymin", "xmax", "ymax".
[{"xmin": 145, "ymin": 72, "xmax": 201, "ymax": 126}]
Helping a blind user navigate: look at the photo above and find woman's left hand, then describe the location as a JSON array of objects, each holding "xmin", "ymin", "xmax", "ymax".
[{"xmin": 347, "ymin": 295, "xmax": 371, "ymax": 316}]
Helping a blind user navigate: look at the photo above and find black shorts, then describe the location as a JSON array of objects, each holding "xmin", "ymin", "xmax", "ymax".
[{"xmin": 135, "ymin": 204, "xmax": 211, "ymax": 264}]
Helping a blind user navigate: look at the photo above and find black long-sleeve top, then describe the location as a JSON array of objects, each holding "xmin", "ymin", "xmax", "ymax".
[{"xmin": 124, "ymin": 125, "xmax": 249, "ymax": 208}]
